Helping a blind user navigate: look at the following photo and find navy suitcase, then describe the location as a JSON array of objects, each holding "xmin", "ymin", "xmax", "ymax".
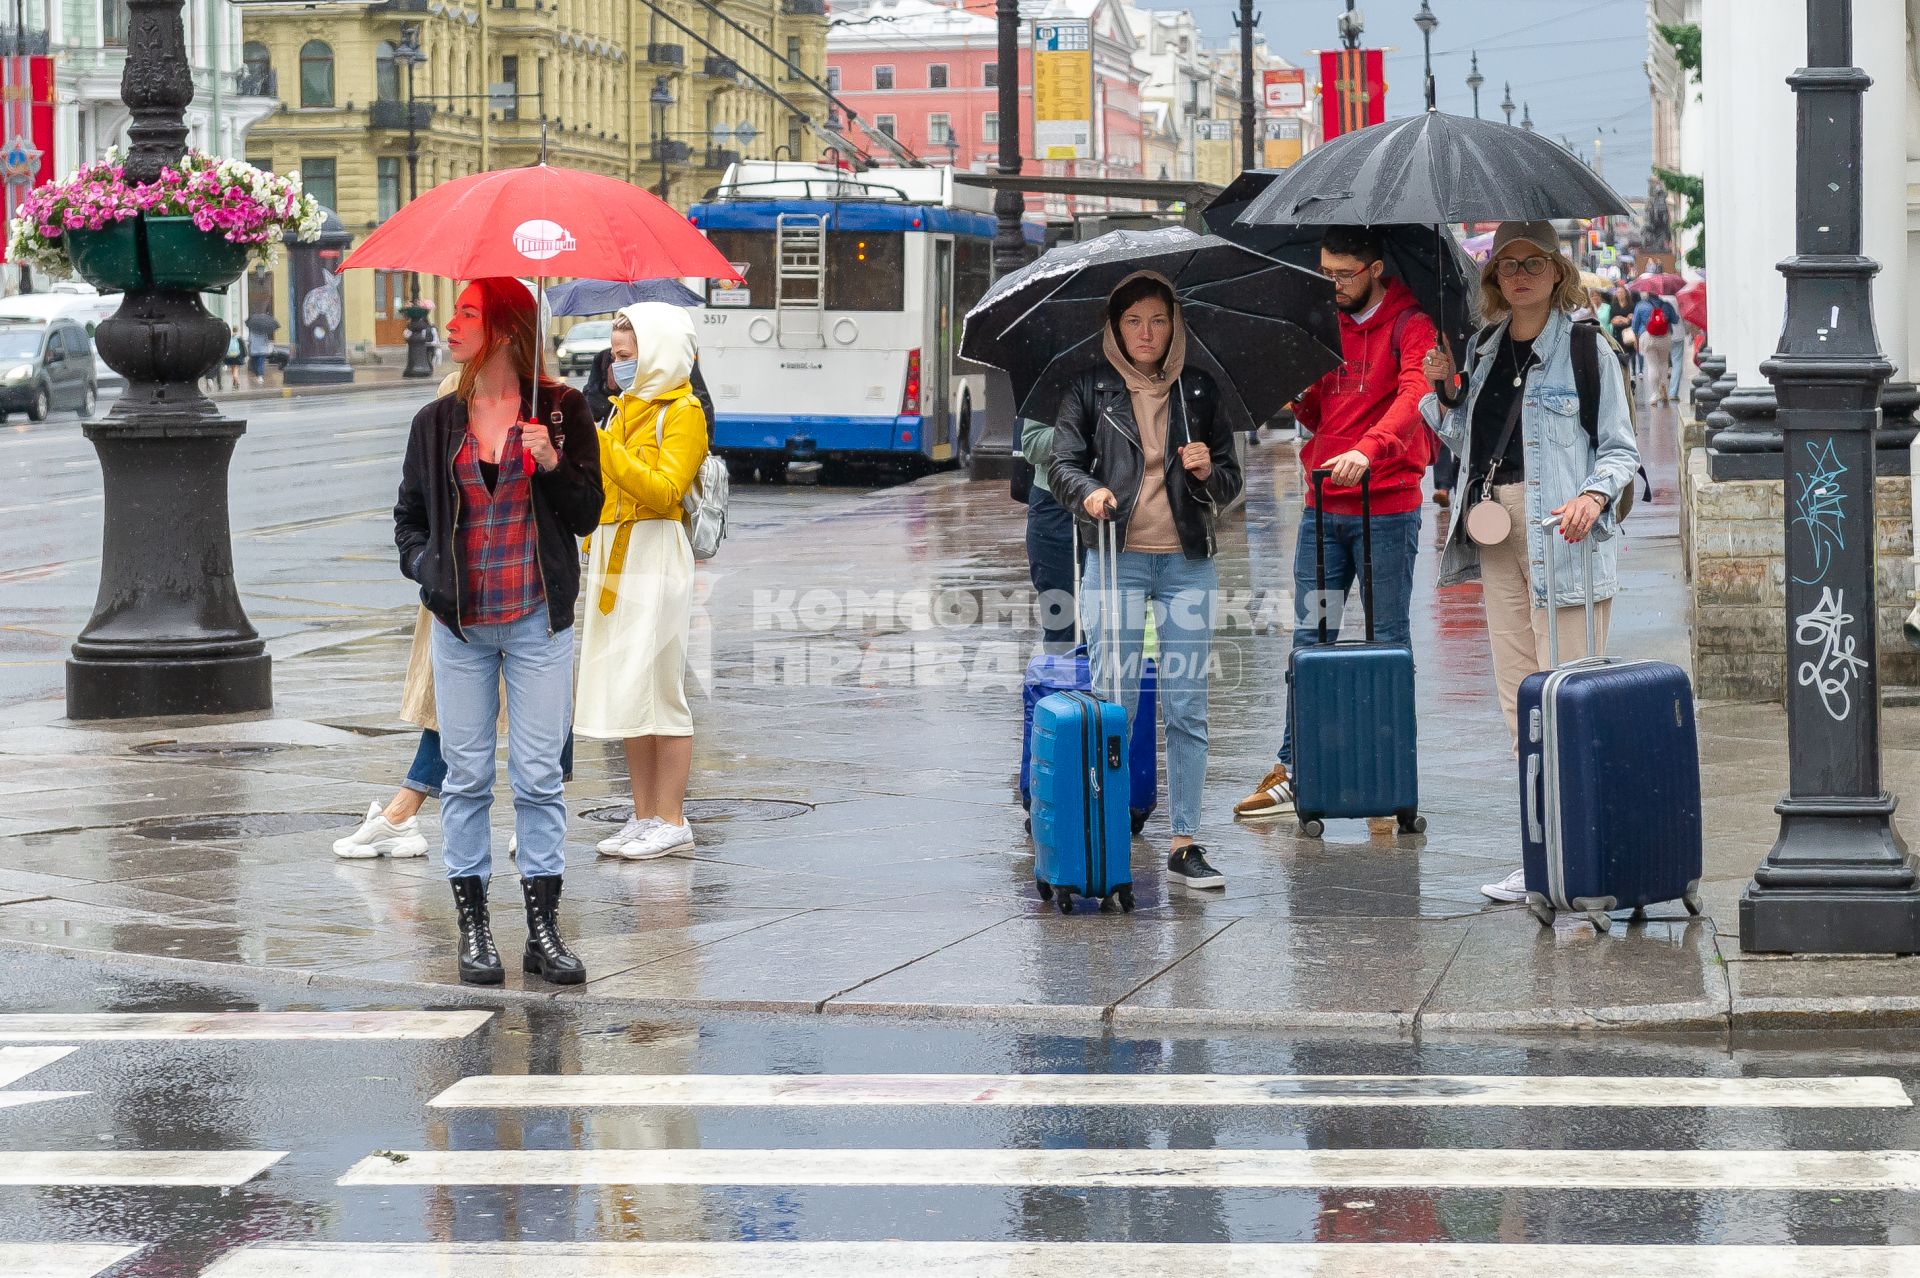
[
  {"xmin": 1288, "ymin": 470, "xmax": 1423, "ymax": 838},
  {"xmin": 1518, "ymin": 516, "xmax": 1703, "ymax": 933},
  {"xmin": 1030, "ymin": 520, "xmax": 1135, "ymax": 914},
  {"xmin": 1020, "ymin": 648, "xmax": 1156, "ymax": 834}
]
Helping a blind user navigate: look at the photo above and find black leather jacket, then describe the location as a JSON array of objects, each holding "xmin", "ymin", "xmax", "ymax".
[{"xmin": 1047, "ymin": 364, "xmax": 1243, "ymax": 559}]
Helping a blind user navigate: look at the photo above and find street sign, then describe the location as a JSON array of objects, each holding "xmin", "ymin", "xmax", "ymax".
[
  {"xmin": 1263, "ymin": 68, "xmax": 1307, "ymax": 112},
  {"xmin": 1032, "ymin": 19, "xmax": 1092, "ymax": 161},
  {"xmin": 487, "ymin": 81, "xmax": 516, "ymax": 113},
  {"xmin": 1262, "ymin": 117, "xmax": 1303, "ymax": 169}
]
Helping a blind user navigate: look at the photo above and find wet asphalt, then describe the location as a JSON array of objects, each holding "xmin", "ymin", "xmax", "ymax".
[{"xmin": 1, "ymin": 951, "xmax": 1919, "ymax": 1275}]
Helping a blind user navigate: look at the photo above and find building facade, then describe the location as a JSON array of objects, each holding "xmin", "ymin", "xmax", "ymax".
[{"xmin": 241, "ymin": 0, "xmax": 829, "ymax": 350}]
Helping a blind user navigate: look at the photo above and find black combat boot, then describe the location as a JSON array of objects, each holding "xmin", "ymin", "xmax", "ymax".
[
  {"xmin": 520, "ymin": 875, "xmax": 587, "ymax": 985},
  {"xmin": 450, "ymin": 876, "xmax": 503, "ymax": 986}
]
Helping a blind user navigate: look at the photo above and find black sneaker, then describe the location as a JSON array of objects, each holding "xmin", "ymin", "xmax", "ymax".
[{"xmin": 1168, "ymin": 845, "xmax": 1226, "ymax": 889}]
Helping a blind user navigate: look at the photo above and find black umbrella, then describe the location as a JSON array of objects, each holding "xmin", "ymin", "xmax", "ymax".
[
  {"xmin": 961, "ymin": 226, "xmax": 1342, "ymax": 430},
  {"xmin": 1203, "ymin": 169, "xmax": 1479, "ymax": 355},
  {"xmin": 1235, "ymin": 112, "xmax": 1630, "ymax": 228}
]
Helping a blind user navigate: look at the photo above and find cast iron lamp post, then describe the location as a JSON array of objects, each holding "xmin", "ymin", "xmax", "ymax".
[
  {"xmin": 1414, "ymin": 1, "xmax": 1437, "ymax": 111},
  {"xmin": 651, "ymin": 77, "xmax": 675, "ymax": 200},
  {"xmin": 1739, "ymin": 0, "xmax": 1920, "ymax": 954},
  {"xmin": 1500, "ymin": 81, "xmax": 1514, "ymax": 125},
  {"xmin": 394, "ymin": 24, "xmax": 434, "ymax": 379},
  {"xmin": 1466, "ymin": 51, "xmax": 1483, "ymax": 118},
  {"xmin": 67, "ymin": 0, "xmax": 269, "ymax": 717}
]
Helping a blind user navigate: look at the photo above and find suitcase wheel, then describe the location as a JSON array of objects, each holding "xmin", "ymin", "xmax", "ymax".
[
  {"xmin": 1300, "ymin": 818, "xmax": 1325, "ymax": 839},
  {"xmin": 1024, "ymin": 816, "xmax": 1032, "ymax": 837},
  {"xmin": 1118, "ymin": 884, "xmax": 1135, "ymax": 913},
  {"xmin": 1100, "ymin": 886, "xmax": 1136, "ymax": 914},
  {"xmin": 1585, "ymin": 909, "xmax": 1614, "ymax": 934},
  {"xmin": 1683, "ymin": 889, "xmax": 1704, "ymax": 917},
  {"xmin": 1527, "ymin": 898, "xmax": 1556, "ymax": 928},
  {"xmin": 1398, "ymin": 811, "xmax": 1426, "ymax": 835},
  {"xmin": 1057, "ymin": 888, "xmax": 1074, "ymax": 914},
  {"xmin": 1130, "ymin": 810, "xmax": 1149, "ymax": 836},
  {"xmin": 1035, "ymin": 878, "xmax": 1054, "ymax": 901}
]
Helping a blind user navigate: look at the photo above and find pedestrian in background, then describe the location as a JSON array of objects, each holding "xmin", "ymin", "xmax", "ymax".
[
  {"xmin": 1234, "ymin": 226, "xmax": 1435, "ymax": 829},
  {"xmin": 1020, "ymin": 415, "xmax": 1077, "ymax": 648},
  {"xmin": 245, "ymin": 311, "xmax": 277, "ymax": 386},
  {"xmin": 1050, "ymin": 271, "xmax": 1243, "ymax": 890},
  {"xmin": 394, "ymin": 277, "xmax": 602, "ymax": 987},
  {"xmin": 1640, "ymin": 294, "xmax": 1676, "ymax": 406},
  {"xmin": 1419, "ymin": 221, "xmax": 1641, "ymax": 904},
  {"xmin": 575, "ymin": 302, "xmax": 707, "ymax": 860},
  {"xmin": 223, "ymin": 326, "xmax": 245, "ymax": 391}
]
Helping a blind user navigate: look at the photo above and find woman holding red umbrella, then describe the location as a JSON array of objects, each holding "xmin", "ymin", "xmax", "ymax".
[{"xmin": 395, "ymin": 278, "xmax": 603, "ymax": 987}]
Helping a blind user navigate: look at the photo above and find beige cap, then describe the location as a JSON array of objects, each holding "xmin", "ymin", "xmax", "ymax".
[{"xmin": 1490, "ymin": 220, "xmax": 1559, "ymax": 258}]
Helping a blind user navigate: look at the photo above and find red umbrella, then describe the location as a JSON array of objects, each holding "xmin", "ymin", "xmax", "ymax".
[
  {"xmin": 341, "ymin": 164, "xmax": 740, "ymax": 284},
  {"xmin": 1676, "ymin": 277, "xmax": 1707, "ymax": 333},
  {"xmin": 1633, "ymin": 270, "xmax": 1684, "ymax": 296}
]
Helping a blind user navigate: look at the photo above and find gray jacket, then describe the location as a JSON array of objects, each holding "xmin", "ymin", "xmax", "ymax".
[
  {"xmin": 1019, "ymin": 417, "xmax": 1055, "ymax": 499},
  {"xmin": 1420, "ymin": 309, "xmax": 1641, "ymax": 609}
]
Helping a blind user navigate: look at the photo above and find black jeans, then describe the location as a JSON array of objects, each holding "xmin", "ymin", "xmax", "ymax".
[{"xmin": 1026, "ymin": 486, "xmax": 1077, "ymax": 647}]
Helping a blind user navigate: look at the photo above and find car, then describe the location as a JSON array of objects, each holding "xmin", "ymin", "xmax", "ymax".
[
  {"xmin": 0, "ymin": 319, "xmax": 99, "ymax": 421},
  {"xmin": 556, "ymin": 320, "xmax": 613, "ymax": 376},
  {"xmin": 0, "ymin": 286, "xmax": 124, "ymax": 389}
]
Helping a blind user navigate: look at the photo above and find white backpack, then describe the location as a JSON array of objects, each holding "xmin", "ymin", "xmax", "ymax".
[{"xmin": 655, "ymin": 405, "xmax": 728, "ymax": 561}]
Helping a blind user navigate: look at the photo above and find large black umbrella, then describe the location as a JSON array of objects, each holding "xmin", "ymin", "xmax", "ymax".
[
  {"xmin": 1236, "ymin": 111, "xmax": 1630, "ymax": 227},
  {"xmin": 961, "ymin": 226, "xmax": 1341, "ymax": 430},
  {"xmin": 1204, "ymin": 169, "xmax": 1478, "ymax": 355}
]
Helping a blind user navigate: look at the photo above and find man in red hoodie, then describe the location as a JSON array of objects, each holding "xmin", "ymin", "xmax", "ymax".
[{"xmin": 1235, "ymin": 225, "xmax": 1438, "ymax": 820}]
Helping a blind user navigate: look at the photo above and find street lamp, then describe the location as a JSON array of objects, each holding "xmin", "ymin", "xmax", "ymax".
[
  {"xmin": 1466, "ymin": 51, "xmax": 1483, "ymax": 119},
  {"xmin": 393, "ymin": 25, "xmax": 433, "ymax": 379},
  {"xmin": 1500, "ymin": 81, "xmax": 1514, "ymax": 126},
  {"xmin": 1738, "ymin": 0, "xmax": 1920, "ymax": 954},
  {"xmin": 1414, "ymin": 1, "xmax": 1438, "ymax": 112},
  {"xmin": 650, "ymin": 76, "xmax": 675, "ymax": 201},
  {"xmin": 1521, "ymin": 101, "xmax": 1533, "ymax": 131}
]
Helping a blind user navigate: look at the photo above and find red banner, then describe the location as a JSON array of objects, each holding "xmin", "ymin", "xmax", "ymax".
[
  {"xmin": 1318, "ymin": 48, "xmax": 1384, "ymax": 141},
  {"xmin": 2, "ymin": 55, "xmax": 55, "ymax": 264}
]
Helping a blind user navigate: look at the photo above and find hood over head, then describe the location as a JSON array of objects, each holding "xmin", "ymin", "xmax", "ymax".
[
  {"xmin": 613, "ymin": 301, "xmax": 696, "ymax": 401},
  {"xmin": 1102, "ymin": 270, "xmax": 1187, "ymax": 394}
]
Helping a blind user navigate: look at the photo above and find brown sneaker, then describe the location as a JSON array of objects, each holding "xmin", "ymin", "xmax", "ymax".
[{"xmin": 1233, "ymin": 764, "xmax": 1295, "ymax": 818}]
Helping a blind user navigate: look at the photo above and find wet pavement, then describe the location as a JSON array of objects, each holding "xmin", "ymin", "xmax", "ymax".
[
  {"xmin": 1, "ymin": 950, "xmax": 1920, "ymax": 1276},
  {"xmin": 3, "ymin": 393, "xmax": 1920, "ymax": 1031}
]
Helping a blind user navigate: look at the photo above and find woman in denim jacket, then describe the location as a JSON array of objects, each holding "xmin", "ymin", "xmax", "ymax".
[{"xmin": 1418, "ymin": 221, "xmax": 1641, "ymax": 903}]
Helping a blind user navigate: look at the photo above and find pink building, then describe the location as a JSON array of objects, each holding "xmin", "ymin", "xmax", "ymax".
[{"xmin": 827, "ymin": 0, "xmax": 1144, "ymax": 215}]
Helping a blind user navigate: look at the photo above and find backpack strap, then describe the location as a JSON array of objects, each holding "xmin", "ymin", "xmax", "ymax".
[{"xmin": 1570, "ymin": 319, "xmax": 1602, "ymax": 448}]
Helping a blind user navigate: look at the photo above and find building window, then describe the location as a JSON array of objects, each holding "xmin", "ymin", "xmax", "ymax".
[
  {"xmin": 241, "ymin": 42, "xmax": 272, "ymax": 96},
  {"xmin": 873, "ymin": 65, "xmax": 893, "ymax": 91},
  {"xmin": 785, "ymin": 36, "xmax": 802, "ymax": 79},
  {"xmin": 248, "ymin": 155, "xmax": 273, "ymax": 174},
  {"xmin": 928, "ymin": 64, "xmax": 948, "ymax": 89},
  {"xmin": 302, "ymin": 157, "xmax": 337, "ymax": 211},
  {"xmin": 826, "ymin": 66, "xmax": 841, "ymax": 91},
  {"xmin": 377, "ymin": 157, "xmax": 402, "ymax": 221},
  {"xmin": 299, "ymin": 41, "xmax": 334, "ymax": 108},
  {"xmin": 982, "ymin": 111, "xmax": 998, "ymax": 144},
  {"xmin": 501, "ymin": 55, "xmax": 519, "ymax": 120},
  {"xmin": 928, "ymin": 112, "xmax": 951, "ymax": 145},
  {"xmin": 874, "ymin": 114, "xmax": 895, "ymax": 138},
  {"xmin": 103, "ymin": 0, "xmax": 129, "ymax": 45},
  {"xmin": 983, "ymin": 63, "xmax": 997, "ymax": 88},
  {"xmin": 376, "ymin": 41, "xmax": 399, "ymax": 102}
]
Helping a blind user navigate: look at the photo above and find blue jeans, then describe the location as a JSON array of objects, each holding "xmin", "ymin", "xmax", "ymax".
[
  {"xmin": 1026, "ymin": 486, "xmax": 1077, "ymax": 647},
  {"xmin": 1669, "ymin": 340, "xmax": 1685, "ymax": 400},
  {"xmin": 1278, "ymin": 507, "xmax": 1422, "ymax": 768},
  {"xmin": 1082, "ymin": 549, "xmax": 1217, "ymax": 840},
  {"xmin": 430, "ymin": 613, "xmax": 575, "ymax": 880},
  {"xmin": 402, "ymin": 727, "xmax": 575, "ymax": 800}
]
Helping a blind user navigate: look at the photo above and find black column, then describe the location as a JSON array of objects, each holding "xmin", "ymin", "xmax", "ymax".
[
  {"xmin": 66, "ymin": 0, "xmax": 270, "ymax": 719},
  {"xmin": 972, "ymin": 0, "xmax": 1023, "ymax": 482},
  {"xmin": 1739, "ymin": 0, "xmax": 1920, "ymax": 954}
]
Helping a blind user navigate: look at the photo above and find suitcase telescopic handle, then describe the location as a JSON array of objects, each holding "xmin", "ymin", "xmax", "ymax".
[
  {"xmin": 1537, "ymin": 514, "xmax": 1598, "ymax": 668},
  {"xmin": 1309, "ymin": 468, "xmax": 1375, "ymax": 644}
]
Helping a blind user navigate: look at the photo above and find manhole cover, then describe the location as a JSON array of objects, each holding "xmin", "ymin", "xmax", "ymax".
[
  {"xmin": 132, "ymin": 740, "xmax": 294, "ymax": 759},
  {"xmin": 581, "ymin": 798, "xmax": 812, "ymax": 826},
  {"xmin": 133, "ymin": 812, "xmax": 362, "ymax": 841}
]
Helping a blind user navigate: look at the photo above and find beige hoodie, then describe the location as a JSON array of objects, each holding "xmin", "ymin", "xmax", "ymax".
[{"xmin": 1102, "ymin": 271, "xmax": 1188, "ymax": 554}]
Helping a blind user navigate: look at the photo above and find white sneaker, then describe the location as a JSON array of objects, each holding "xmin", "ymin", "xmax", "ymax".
[
  {"xmin": 1481, "ymin": 868, "xmax": 1530, "ymax": 903},
  {"xmin": 333, "ymin": 802, "xmax": 428, "ymax": 859},
  {"xmin": 508, "ymin": 834, "xmax": 517, "ymax": 859},
  {"xmin": 597, "ymin": 816, "xmax": 660, "ymax": 856},
  {"xmin": 622, "ymin": 820, "xmax": 694, "ymax": 860}
]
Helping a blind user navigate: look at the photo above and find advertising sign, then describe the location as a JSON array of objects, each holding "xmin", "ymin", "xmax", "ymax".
[
  {"xmin": 1263, "ymin": 68, "xmax": 1307, "ymax": 112},
  {"xmin": 1262, "ymin": 117, "xmax": 1304, "ymax": 169},
  {"xmin": 1318, "ymin": 47, "xmax": 1384, "ymax": 141},
  {"xmin": 1032, "ymin": 19, "xmax": 1093, "ymax": 160},
  {"xmin": 0, "ymin": 56, "xmax": 53, "ymax": 266}
]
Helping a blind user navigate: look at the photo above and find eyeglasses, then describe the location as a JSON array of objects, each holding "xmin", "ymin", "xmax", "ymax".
[
  {"xmin": 1495, "ymin": 256, "xmax": 1553, "ymax": 279},
  {"xmin": 1319, "ymin": 265, "xmax": 1373, "ymax": 284}
]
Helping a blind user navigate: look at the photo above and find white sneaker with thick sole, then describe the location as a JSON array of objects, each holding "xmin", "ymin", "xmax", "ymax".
[
  {"xmin": 622, "ymin": 820, "xmax": 694, "ymax": 860},
  {"xmin": 1481, "ymin": 868, "xmax": 1530, "ymax": 903},
  {"xmin": 333, "ymin": 802, "xmax": 429, "ymax": 859},
  {"xmin": 597, "ymin": 816, "xmax": 659, "ymax": 856}
]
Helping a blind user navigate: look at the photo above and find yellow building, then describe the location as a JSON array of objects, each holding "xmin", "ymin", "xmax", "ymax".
[{"xmin": 241, "ymin": 0, "xmax": 829, "ymax": 351}]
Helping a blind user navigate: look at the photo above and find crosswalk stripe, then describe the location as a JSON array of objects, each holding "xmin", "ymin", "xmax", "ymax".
[
  {"xmin": 428, "ymin": 1072, "xmax": 1913, "ymax": 1111},
  {"xmin": 0, "ymin": 1151, "xmax": 285, "ymax": 1186},
  {"xmin": 336, "ymin": 1146, "xmax": 1920, "ymax": 1190},
  {"xmin": 0, "ymin": 1244, "xmax": 142, "ymax": 1278},
  {"xmin": 0, "ymin": 1045, "xmax": 85, "ymax": 1111},
  {"xmin": 0, "ymin": 1011, "xmax": 492, "ymax": 1041},
  {"xmin": 195, "ymin": 1241, "xmax": 1920, "ymax": 1277}
]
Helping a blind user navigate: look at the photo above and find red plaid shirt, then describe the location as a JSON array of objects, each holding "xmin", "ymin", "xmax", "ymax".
[{"xmin": 455, "ymin": 426, "xmax": 545, "ymax": 628}]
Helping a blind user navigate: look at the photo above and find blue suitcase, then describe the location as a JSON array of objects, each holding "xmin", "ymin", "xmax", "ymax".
[
  {"xmin": 1518, "ymin": 516, "xmax": 1704, "ymax": 933},
  {"xmin": 1030, "ymin": 520, "xmax": 1135, "ymax": 914},
  {"xmin": 1288, "ymin": 470, "xmax": 1423, "ymax": 838},
  {"xmin": 1021, "ymin": 648, "xmax": 1156, "ymax": 835}
]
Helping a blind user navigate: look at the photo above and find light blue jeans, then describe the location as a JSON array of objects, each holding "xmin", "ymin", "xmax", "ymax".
[
  {"xmin": 430, "ymin": 612, "xmax": 575, "ymax": 880},
  {"xmin": 1082, "ymin": 549, "xmax": 1218, "ymax": 840}
]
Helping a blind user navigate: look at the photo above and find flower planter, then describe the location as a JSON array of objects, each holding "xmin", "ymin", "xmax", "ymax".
[{"xmin": 64, "ymin": 215, "xmax": 252, "ymax": 294}]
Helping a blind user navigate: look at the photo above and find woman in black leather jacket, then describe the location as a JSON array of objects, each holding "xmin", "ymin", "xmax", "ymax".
[{"xmin": 1048, "ymin": 272, "xmax": 1243, "ymax": 890}]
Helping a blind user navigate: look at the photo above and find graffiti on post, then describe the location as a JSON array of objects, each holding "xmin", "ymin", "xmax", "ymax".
[
  {"xmin": 1794, "ymin": 585, "xmax": 1868, "ymax": 722},
  {"xmin": 1791, "ymin": 438, "xmax": 1848, "ymax": 586}
]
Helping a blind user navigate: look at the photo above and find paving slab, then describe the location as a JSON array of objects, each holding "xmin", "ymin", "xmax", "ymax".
[{"xmin": 1728, "ymin": 953, "xmax": 1920, "ymax": 1029}]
